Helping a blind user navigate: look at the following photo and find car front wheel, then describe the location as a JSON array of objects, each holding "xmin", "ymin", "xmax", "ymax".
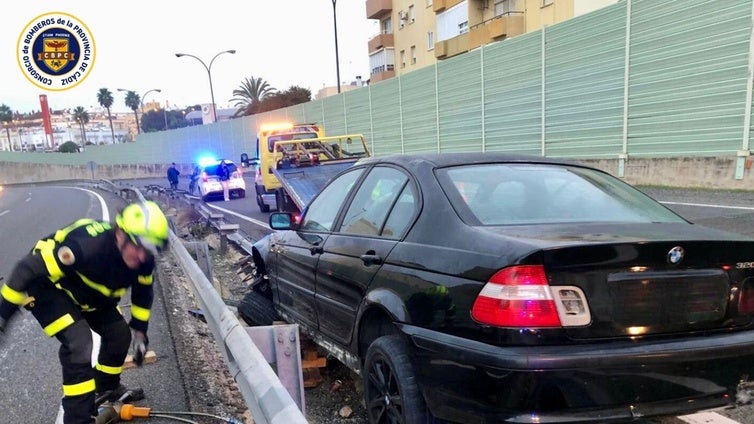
[{"xmin": 364, "ymin": 334, "xmax": 432, "ymax": 424}]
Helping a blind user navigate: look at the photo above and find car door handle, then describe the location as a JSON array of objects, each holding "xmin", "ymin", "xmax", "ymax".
[
  {"xmin": 310, "ymin": 245, "xmax": 324, "ymax": 255},
  {"xmin": 360, "ymin": 254, "xmax": 382, "ymax": 266}
]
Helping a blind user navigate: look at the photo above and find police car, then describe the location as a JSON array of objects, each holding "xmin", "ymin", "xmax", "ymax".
[{"xmin": 197, "ymin": 158, "xmax": 246, "ymax": 201}]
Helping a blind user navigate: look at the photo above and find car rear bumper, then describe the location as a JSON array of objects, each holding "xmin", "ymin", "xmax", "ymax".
[{"xmin": 399, "ymin": 324, "xmax": 754, "ymax": 423}]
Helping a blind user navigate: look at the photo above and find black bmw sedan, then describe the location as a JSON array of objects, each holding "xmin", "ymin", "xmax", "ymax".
[{"xmin": 242, "ymin": 153, "xmax": 754, "ymax": 424}]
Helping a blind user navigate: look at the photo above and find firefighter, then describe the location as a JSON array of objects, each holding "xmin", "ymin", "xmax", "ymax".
[{"xmin": 0, "ymin": 201, "xmax": 169, "ymax": 424}]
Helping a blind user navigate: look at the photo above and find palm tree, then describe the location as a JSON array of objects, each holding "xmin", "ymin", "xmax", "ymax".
[
  {"xmin": 231, "ymin": 76, "xmax": 276, "ymax": 116},
  {"xmin": 96, "ymin": 88, "xmax": 117, "ymax": 143},
  {"xmin": 0, "ymin": 104, "xmax": 12, "ymax": 151},
  {"xmin": 123, "ymin": 90, "xmax": 141, "ymax": 134},
  {"xmin": 73, "ymin": 106, "xmax": 89, "ymax": 148}
]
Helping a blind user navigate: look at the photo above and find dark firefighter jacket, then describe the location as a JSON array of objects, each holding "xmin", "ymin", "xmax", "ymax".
[{"xmin": 0, "ymin": 219, "xmax": 154, "ymax": 332}]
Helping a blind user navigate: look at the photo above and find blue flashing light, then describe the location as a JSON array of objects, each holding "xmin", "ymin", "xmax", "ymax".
[{"xmin": 198, "ymin": 156, "xmax": 218, "ymax": 167}]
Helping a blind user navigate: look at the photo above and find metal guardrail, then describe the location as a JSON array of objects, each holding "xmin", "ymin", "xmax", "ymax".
[{"xmin": 100, "ymin": 181, "xmax": 308, "ymax": 424}]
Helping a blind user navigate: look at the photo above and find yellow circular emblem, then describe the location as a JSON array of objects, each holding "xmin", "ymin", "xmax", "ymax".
[{"xmin": 57, "ymin": 246, "xmax": 75, "ymax": 265}]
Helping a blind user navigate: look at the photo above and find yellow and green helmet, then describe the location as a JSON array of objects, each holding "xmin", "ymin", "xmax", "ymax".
[{"xmin": 115, "ymin": 201, "xmax": 169, "ymax": 255}]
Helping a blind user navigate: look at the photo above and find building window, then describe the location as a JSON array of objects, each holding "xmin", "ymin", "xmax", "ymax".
[
  {"xmin": 400, "ymin": 50, "xmax": 406, "ymax": 68},
  {"xmin": 496, "ymin": 0, "xmax": 523, "ymax": 16},
  {"xmin": 382, "ymin": 18, "xmax": 392, "ymax": 34},
  {"xmin": 437, "ymin": 1, "xmax": 469, "ymax": 42},
  {"xmin": 409, "ymin": 5, "xmax": 415, "ymax": 23},
  {"xmin": 427, "ymin": 31, "xmax": 434, "ymax": 50},
  {"xmin": 542, "ymin": 0, "xmax": 553, "ymax": 6},
  {"xmin": 459, "ymin": 21, "xmax": 468, "ymax": 34},
  {"xmin": 411, "ymin": 45, "xmax": 417, "ymax": 64}
]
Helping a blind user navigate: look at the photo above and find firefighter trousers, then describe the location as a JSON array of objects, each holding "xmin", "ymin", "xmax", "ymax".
[{"xmin": 26, "ymin": 283, "xmax": 131, "ymax": 424}]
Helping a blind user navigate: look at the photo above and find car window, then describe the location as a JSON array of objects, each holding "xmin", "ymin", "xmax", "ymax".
[
  {"xmin": 339, "ymin": 166, "xmax": 409, "ymax": 237},
  {"xmin": 438, "ymin": 164, "xmax": 687, "ymax": 225},
  {"xmin": 202, "ymin": 162, "xmax": 237, "ymax": 177},
  {"xmin": 381, "ymin": 184, "xmax": 418, "ymax": 238},
  {"xmin": 300, "ymin": 168, "xmax": 365, "ymax": 232}
]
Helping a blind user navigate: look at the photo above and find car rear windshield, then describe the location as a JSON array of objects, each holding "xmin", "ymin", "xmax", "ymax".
[
  {"xmin": 203, "ymin": 163, "xmax": 238, "ymax": 176},
  {"xmin": 437, "ymin": 163, "xmax": 687, "ymax": 225}
]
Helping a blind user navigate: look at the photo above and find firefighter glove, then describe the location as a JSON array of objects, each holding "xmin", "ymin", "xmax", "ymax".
[{"xmin": 131, "ymin": 330, "xmax": 149, "ymax": 366}]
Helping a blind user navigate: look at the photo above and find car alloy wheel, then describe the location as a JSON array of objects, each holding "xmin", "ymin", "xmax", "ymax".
[{"xmin": 364, "ymin": 335, "xmax": 430, "ymax": 424}]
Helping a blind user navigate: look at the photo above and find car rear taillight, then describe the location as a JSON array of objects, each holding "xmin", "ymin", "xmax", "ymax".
[
  {"xmin": 472, "ymin": 265, "xmax": 562, "ymax": 327},
  {"xmin": 739, "ymin": 279, "xmax": 754, "ymax": 314}
]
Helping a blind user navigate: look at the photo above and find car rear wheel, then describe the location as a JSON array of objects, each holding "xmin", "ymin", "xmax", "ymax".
[
  {"xmin": 364, "ymin": 334, "xmax": 432, "ymax": 424},
  {"xmin": 238, "ymin": 291, "xmax": 278, "ymax": 326}
]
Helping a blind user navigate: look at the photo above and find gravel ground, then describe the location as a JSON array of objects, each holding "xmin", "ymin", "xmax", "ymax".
[{"xmin": 156, "ymin": 205, "xmax": 368, "ymax": 424}]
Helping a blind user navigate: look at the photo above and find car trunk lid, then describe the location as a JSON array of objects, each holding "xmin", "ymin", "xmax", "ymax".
[{"xmin": 489, "ymin": 223, "xmax": 754, "ymax": 339}]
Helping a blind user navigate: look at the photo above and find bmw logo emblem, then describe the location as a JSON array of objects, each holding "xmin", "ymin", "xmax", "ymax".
[{"xmin": 667, "ymin": 246, "xmax": 685, "ymax": 264}]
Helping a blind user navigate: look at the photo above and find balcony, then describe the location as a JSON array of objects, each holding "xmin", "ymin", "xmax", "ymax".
[
  {"xmin": 370, "ymin": 68, "xmax": 396, "ymax": 83},
  {"xmin": 468, "ymin": 14, "xmax": 525, "ymax": 48},
  {"xmin": 368, "ymin": 33, "xmax": 394, "ymax": 53},
  {"xmin": 366, "ymin": 0, "xmax": 392, "ymax": 19},
  {"xmin": 434, "ymin": 0, "xmax": 465, "ymax": 13},
  {"xmin": 434, "ymin": 32, "xmax": 469, "ymax": 60}
]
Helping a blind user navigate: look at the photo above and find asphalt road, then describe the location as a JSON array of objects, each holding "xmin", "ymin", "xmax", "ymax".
[{"xmin": 0, "ymin": 184, "xmax": 187, "ymax": 424}]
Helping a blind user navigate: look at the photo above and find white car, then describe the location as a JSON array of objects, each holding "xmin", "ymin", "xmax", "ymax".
[{"xmin": 197, "ymin": 159, "xmax": 246, "ymax": 201}]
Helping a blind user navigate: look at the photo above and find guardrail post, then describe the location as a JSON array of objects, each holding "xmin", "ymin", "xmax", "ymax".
[{"xmin": 217, "ymin": 223, "xmax": 240, "ymax": 254}]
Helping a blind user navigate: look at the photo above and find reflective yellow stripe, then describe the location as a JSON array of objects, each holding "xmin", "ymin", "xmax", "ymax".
[
  {"xmin": 43, "ymin": 313, "xmax": 75, "ymax": 337},
  {"xmin": 75, "ymin": 272, "xmax": 126, "ymax": 298},
  {"xmin": 137, "ymin": 274, "xmax": 153, "ymax": 285},
  {"xmin": 54, "ymin": 219, "xmax": 97, "ymax": 243},
  {"xmin": 62, "ymin": 379, "xmax": 96, "ymax": 397},
  {"xmin": 35, "ymin": 240, "xmax": 64, "ymax": 282},
  {"xmin": 131, "ymin": 304, "xmax": 151, "ymax": 322},
  {"xmin": 1, "ymin": 284, "xmax": 26, "ymax": 305},
  {"xmin": 95, "ymin": 363, "xmax": 122, "ymax": 375}
]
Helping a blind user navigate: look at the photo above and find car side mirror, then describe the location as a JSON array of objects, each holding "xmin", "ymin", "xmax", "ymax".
[{"xmin": 269, "ymin": 212, "xmax": 294, "ymax": 230}]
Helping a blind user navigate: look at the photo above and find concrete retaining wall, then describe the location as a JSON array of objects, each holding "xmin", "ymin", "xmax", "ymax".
[{"xmin": 2, "ymin": 156, "xmax": 753, "ymax": 191}]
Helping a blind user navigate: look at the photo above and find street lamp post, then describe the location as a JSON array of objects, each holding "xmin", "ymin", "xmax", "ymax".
[
  {"xmin": 175, "ymin": 50, "xmax": 236, "ymax": 123},
  {"xmin": 117, "ymin": 88, "xmax": 161, "ymax": 134},
  {"xmin": 331, "ymin": 0, "xmax": 341, "ymax": 94}
]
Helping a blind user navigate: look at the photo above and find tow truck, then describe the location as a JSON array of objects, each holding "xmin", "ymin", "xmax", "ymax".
[{"xmin": 252, "ymin": 122, "xmax": 370, "ymax": 213}]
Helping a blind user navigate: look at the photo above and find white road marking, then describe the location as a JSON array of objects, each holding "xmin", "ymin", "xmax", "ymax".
[
  {"xmin": 678, "ymin": 411, "xmax": 741, "ymax": 424},
  {"xmin": 207, "ymin": 203, "xmax": 270, "ymax": 228},
  {"xmin": 0, "ymin": 210, "xmax": 9, "ymax": 217},
  {"xmin": 660, "ymin": 201, "xmax": 754, "ymax": 211}
]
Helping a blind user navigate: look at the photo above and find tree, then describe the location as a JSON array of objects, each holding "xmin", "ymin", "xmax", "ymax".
[
  {"xmin": 256, "ymin": 86, "xmax": 312, "ymax": 114},
  {"xmin": 231, "ymin": 76, "xmax": 276, "ymax": 117},
  {"xmin": 59, "ymin": 141, "xmax": 80, "ymax": 153},
  {"xmin": 73, "ymin": 106, "xmax": 89, "ymax": 147},
  {"xmin": 96, "ymin": 88, "xmax": 117, "ymax": 143},
  {"xmin": 123, "ymin": 90, "xmax": 141, "ymax": 134},
  {"xmin": 0, "ymin": 104, "xmax": 12, "ymax": 151}
]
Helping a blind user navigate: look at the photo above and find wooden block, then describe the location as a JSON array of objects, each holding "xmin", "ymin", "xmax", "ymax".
[
  {"xmin": 123, "ymin": 350, "xmax": 157, "ymax": 369},
  {"xmin": 303, "ymin": 368, "xmax": 323, "ymax": 388},
  {"xmin": 302, "ymin": 356, "xmax": 327, "ymax": 369}
]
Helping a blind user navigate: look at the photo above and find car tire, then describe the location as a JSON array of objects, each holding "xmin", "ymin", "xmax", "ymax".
[
  {"xmin": 238, "ymin": 291, "xmax": 278, "ymax": 326},
  {"xmin": 237, "ymin": 189, "xmax": 246, "ymax": 199},
  {"xmin": 364, "ymin": 334, "xmax": 432, "ymax": 424},
  {"xmin": 257, "ymin": 194, "xmax": 270, "ymax": 213}
]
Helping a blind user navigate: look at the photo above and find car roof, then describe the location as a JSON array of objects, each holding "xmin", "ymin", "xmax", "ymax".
[{"xmin": 356, "ymin": 152, "xmax": 585, "ymax": 169}]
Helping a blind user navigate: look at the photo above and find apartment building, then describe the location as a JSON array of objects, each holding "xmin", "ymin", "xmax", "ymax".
[{"xmin": 366, "ymin": 0, "xmax": 619, "ymax": 83}]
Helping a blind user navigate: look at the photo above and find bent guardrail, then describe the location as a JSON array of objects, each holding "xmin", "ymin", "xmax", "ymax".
[{"xmin": 110, "ymin": 183, "xmax": 308, "ymax": 424}]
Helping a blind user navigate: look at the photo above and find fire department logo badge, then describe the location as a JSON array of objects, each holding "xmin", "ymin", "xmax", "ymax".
[
  {"xmin": 57, "ymin": 246, "xmax": 76, "ymax": 266},
  {"xmin": 16, "ymin": 12, "xmax": 95, "ymax": 91}
]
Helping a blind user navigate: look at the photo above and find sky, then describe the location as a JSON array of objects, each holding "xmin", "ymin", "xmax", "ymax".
[{"xmin": 1, "ymin": 1, "xmax": 379, "ymax": 114}]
